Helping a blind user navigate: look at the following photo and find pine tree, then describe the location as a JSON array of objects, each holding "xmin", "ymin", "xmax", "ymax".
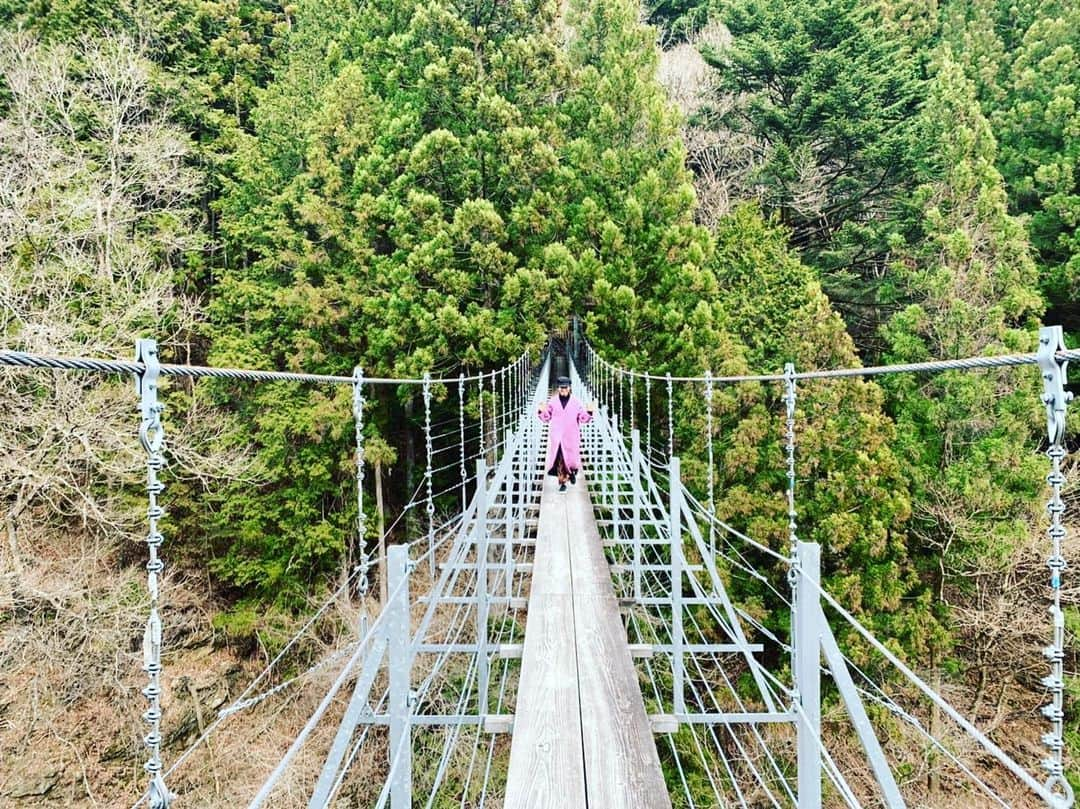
[
  {"xmin": 700, "ymin": 0, "xmax": 924, "ymax": 331},
  {"xmin": 881, "ymin": 51, "xmax": 1046, "ymax": 691},
  {"xmin": 209, "ymin": 0, "xmax": 573, "ymax": 603},
  {"xmin": 992, "ymin": 3, "xmax": 1080, "ymax": 334}
]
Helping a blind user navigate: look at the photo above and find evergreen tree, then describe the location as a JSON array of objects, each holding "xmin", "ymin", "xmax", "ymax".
[
  {"xmin": 881, "ymin": 51, "xmax": 1045, "ymax": 686},
  {"xmin": 707, "ymin": 205, "xmax": 915, "ymax": 641},
  {"xmin": 210, "ymin": 0, "xmax": 572, "ymax": 604},
  {"xmin": 700, "ymin": 0, "xmax": 924, "ymax": 334},
  {"xmin": 562, "ymin": 0, "xmax": 917, "ymax": 646},
  {"xmin": 561, "ymin": 0, "xmax": 744, "ymax": 379},
  {"xmin": 993, "ymin": 3, "xmax": 1080, "ymax": 334}
]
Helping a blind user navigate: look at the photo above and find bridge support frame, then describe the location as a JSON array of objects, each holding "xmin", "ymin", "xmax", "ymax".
[
  {"xmin": 669, "ymin": 456, "xmax": 686, "ymax": 716},
  {"xmin": 476, "ymin": 458, "xmax": 490, "ymax": 717},
  {"xmin": 794, "ymin": 541, "xmax": 822, "ymax": 809},
  {"xmin": 631, "ymin": 429, "xmax": 643, "ymax": 604},
  {"xmin": 387, "ymin": 544, "xmax": 413, "ymax": 808},
  {"xmin": 793, "ymin": 540, "xmax": 905, "ymax": 809}
]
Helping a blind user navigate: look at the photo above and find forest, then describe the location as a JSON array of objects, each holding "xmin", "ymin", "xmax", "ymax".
[{"xmin": 0, "ymin": 0, "xmax": 1077, "ymax": 804}]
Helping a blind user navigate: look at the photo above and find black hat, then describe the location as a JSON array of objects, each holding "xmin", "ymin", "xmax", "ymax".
[{"xmin": 556, "ymin": 376, "xmax": 571, "ymax": 386}]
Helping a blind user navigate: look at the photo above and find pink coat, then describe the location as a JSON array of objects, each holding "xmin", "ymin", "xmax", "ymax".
[{"xmin": 538, "ymin": 395, "xmax": 593, "ymax": 473}]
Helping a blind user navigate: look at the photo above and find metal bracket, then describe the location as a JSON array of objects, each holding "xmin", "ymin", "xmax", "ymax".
[
  {"xmin": 147, "ymin": 773, "xmax": 174, "ymax": 809},
  {"xmin": 135, "ymin": 338, "xmax": 160, "ymax": 407},
  {"xmin": 1038, "ymin": 326, "xmax": 1072, "ymax": 446},
  {"xmin": 135, "ymin": 339, "xmax": 164, "ymax": 455}
]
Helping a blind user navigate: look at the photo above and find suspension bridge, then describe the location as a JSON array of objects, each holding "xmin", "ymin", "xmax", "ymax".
[{"xmin": 0, "ymin": 321, "xmax": 1076, "ymax": 808}]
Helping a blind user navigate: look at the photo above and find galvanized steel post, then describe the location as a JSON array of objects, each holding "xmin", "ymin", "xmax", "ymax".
[
  {"xmin": 353, "ymin": 367, "xmax": 368, "ymax": 599},
  {"xmin": 505, "ymin": 428, "xmax": 514, "ymax": 597},
  {"xmin": 795, "ymin": 541, "xmax": 822, "ymax": 809},
  {"xmin": 386, "ymin": 544, "xmax": 413, "ymax": 808},
  {"xmin": 476, "ymin": 459, "xmax": 490, "ymax": 717},
  {"xmin": 669, "ymin": 456, "xmax": 685, "ymax": 716},
  {"xmin": 632, "ymin": 429, "xmax": 643, "ymax": 604}
]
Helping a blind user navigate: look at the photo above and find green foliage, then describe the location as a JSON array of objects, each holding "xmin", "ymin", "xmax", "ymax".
[
  {"xmin": 0, "ymin": 0, "xmax": 287, "ymax": 128},
  {"xmin": 701, "ymin": 0, "xmax": 924, "ymax": 308},
  {"xmin": 562, "ymin": 0, "xmax": 747, "ymax": 383},
  {"xmin": 209, "ymin": 0, "xmax": 576, "ymax": 600},
  {"xmin": 881, "ymin": 51, "xmax": 1044, "ymax": 654},
  {"xmin": 3, "ymin": 0, "xmax": 1076, "ymax": 798},
  {"xmin": 934, "ymin": 0, "xmax": 1079, "ymax": 336},
  {"xmin": 642, "ymin": 0, "xmax": 710, "ymax": 41},
  {"xmin": 1065, "ymin": 606, "xmax": 1080, "ymax": 794},
  {"xmin": 705, "ymin": 205, "xmax": 916, "ymax": 643},
  {"xmin": 992, "ymin": 4, "xmax": 1080, "ymax": 331}
]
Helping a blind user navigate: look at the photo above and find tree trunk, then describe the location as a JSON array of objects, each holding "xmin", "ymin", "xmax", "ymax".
[
  {"xmin": 405, "ymin": 396, "xmax": 416, "ymax": 537},
  {"xmin": 376, "ymin": 459, "xmax": 387, "ymax": 605},
  {"xmin": 929, "ymin": 564, "xmax": 944, "ymax": 796}
]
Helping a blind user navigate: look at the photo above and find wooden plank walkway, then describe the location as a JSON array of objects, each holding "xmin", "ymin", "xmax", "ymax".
[{"xmin": 505, "ymin": 473, "xmax": 671, "ymax": 809}]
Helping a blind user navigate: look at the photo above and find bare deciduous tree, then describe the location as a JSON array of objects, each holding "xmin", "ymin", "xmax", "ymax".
[
  {"xmin": 657, "ymin": 23, "xmax": 766, "ymax": 226},
  {"xmin": 0, "ymin": 31, "xmax": 250, "ymax": 804}
]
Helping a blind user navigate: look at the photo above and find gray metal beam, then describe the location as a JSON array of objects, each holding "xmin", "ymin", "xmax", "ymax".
[
  {"xmin": 387, "ymin": 545, "xmax": 412, "ymax": 809},
  {"xmin": 819, "ymin": 612, "xmax": 905, "ymax": 808},
  {"xmin": 795, "ymin": 541, "xmax": 822, "ymax": 809},
  {"xmin": 308, "ymin": 636, "xmax": 388, "ymax": 808}
]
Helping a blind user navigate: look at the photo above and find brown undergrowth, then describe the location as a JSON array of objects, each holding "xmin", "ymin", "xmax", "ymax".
[{"xmin": 0, "ymin": 495, "xmax": 1073, "ymax": 807}]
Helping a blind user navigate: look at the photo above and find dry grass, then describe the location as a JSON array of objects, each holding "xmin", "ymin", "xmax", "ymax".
[{"xmin": 1, "ymin": 467, "xmax": 1074, "ymax": 807}]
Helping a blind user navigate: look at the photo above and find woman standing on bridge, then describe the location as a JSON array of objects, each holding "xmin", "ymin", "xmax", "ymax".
[{"xmin": 538, "ymin": 376, "xmax": 594, "ymax": 492}]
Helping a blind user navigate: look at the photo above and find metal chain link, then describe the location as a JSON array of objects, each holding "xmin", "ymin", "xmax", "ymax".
[
  {"xmin": 618, "ymin": 367, "xmax": 624, "ymax": 428},
  {"xmin": 1037, "ymin": 328, "xmax": 1074, "ymax": 804},
  {"xmin": 605, "ymin": 364, "xmax": 611, "ymax": 416},
  {"xmin": 353, "ymin": 367, "xmax": 368, "ymax": 598},
  {"xmin": 423, "ymin": 373, "xmax": 435, "ymax": 578},
  {"xmin": 598, "ymin": 361, "xmax": 604, "ymax": 413},
  {"xmin": 135, "ymin": 339, "xmax": 173, "ymax": 809},
  {"xmin": 458, "ymin": 374, "xmax": 467, "ymax": 513},
  {"xmin": 478, "ymin": 373, "xmax": 485, "ymax": 462},
  {"xmin": 610, "ymin": 364, "xmax": 615, "ymax": 417},
  {"xmin": 646, "ymin": 376, "xmax": 652, "ymax": 455},
  {"xmin": 705, "ymin": 371, "xmax": 715, "ymax": 559},
  {"xmin": 783, "ymin": 363, "xmax": 800, "ymax": 687},
  {"xmin": 666, "ymin": 372, "xmax": 674, "ymax": 457},
  {"xmin": 490, "ymin": 370, "xmax": 497, "ymax": 460},
  {"xmin": 784, "ymin": 364, "xmax": 799, "ymax": 561}
]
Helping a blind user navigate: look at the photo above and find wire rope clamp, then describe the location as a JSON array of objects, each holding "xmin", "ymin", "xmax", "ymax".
[
  {"xmin": 147, "ymin": 772, "xmax": 174, "ymax": 809},
  {"xmin": 1037, "ymin": 326, "xmax": 1072, "ymax": 447}
]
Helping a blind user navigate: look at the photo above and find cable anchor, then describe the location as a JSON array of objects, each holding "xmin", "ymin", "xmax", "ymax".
[
  {"xmin": 1038, "ymin": 326, "xmax": 1071, "ymax": 446},
  {"xmin": 134, "ymin": 338, "xmax": 173, "ymax": 809},
  {"xmin": 1036, "ymin": 326, "xmax": 1073, "ymax": 808}
]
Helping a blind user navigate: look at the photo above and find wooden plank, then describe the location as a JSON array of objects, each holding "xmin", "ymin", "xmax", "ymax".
[
  {"xmin": 484, "ymin": 714, "xmax": 514, "ymax": 733},
  {"xmin": 565, "ymin": 473, "xmax": 614, "ymax": 596},
  {"xmin": 506, "ymin": 473, "xmax": 585, "ymax": 809},
  {"xmin": 507, "ymin": 464, "xmax": 671, "ymax": 809},
  {"xmin": 504, "ymin": 594, "xmax": 585, "ymax": 808},
  {"xmin": 529, "ymin": 476, "xmax": 573, "ymax": 597},
  {"xmin": 569, "ymin": 494, "xmax": 673, "ymax": 809},
  {"xmin": 574, "ymin": 593, "xmax": 670, "ymax": 808},
  {"xmin": 650, "ymin": 715, "xmax": 680, "ymax": 734}
]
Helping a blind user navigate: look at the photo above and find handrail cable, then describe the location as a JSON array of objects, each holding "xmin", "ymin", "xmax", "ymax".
[
  {"xmin": 579, "ymin": 337, "xmax": 1078, "ymax": 383},
  {"xmin": 0, "ymin": 348, "xmax": 532, "ymax": 386}
]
